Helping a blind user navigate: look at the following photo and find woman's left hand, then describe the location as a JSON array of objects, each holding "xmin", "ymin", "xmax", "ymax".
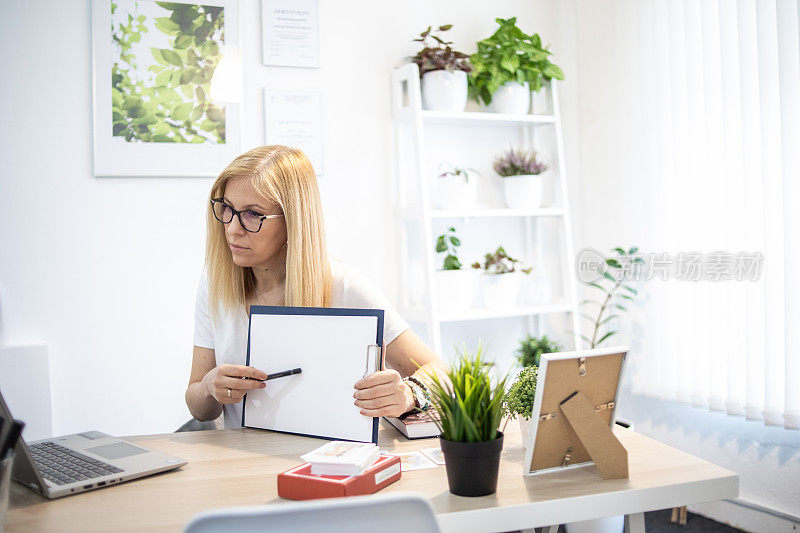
[{"xmin": 353, "ymin": 369, "xmax": 414, "ymax": 418}]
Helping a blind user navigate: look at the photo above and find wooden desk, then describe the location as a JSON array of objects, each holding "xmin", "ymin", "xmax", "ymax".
[{"xmin": 6, "ymin": 425, "xmax": 738, "ymax": 532}]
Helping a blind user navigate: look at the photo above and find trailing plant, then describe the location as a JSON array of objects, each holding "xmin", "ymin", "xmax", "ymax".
[
  {"xmin": 436, "ymin": 227, "xmax": 463, "ymax": 270},
  {"xmin": 438, "ymin": 162, "xmax": 478, "ymax": 183},
  {"xmin": 493, "ymin": 148, "xmax": 549, "ymax": 177},
  {"xmin": 423, "ymin": 344, "xmax": 508, "ymax": 442},
  {"xmin": 471, "ymin": 246, "xmax": 532, "ymax": 275},
  {"xmin": 111, "ymin": 1, "xmax": 226, "ymax": 143},
  {"xmin": 409, "ymin": 24, "xmax": 472, "ymax": 76},
  {"xmin": 579, "ymin": 246, "xmax": 645, "ymax": 348},
  {"xmin": 502, "ymin": 366, "xmax": 537, "ymax": 421},
  {"xmin": 516, "ymin": 334, "xmax": 561, "ymax": 368},
  {"xmin": 468, "ymin": 17, "xmax": 565, "ymax": 106}
]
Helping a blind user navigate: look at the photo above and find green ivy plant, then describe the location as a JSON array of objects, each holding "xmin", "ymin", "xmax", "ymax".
[
  {"xmin": 423, "ymin": 344, "xmax": 508, "ymax": 442},
  {"xmin": 580, "ymin": 247, "xmax": 645, "ymax": 348},
  {"xmin": 516, "ymin": 334, "xmax": 561, "ymax": 368},
  {"xmin": 111, "ymin": 1, "xmax": 226, "ymax": 143},
  {"xmin": 436, "ymin": 227, "xmax": 463, "ymax": 270},
  {"xmin": 502, "ymin": 366, "xmax": 537, "ymax": 421},
  {"xmin": 468, "ymin": 17, "xmax": 565, "ymax": 106}
]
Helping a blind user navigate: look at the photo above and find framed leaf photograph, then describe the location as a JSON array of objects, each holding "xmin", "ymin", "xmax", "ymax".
[{"xmin": 91, "ymin": 0, "xmax": 241, "ymax": 176}]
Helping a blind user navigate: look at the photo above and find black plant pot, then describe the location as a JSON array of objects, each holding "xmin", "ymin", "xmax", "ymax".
[{"xmin": 439, "ymin": 432, "xmax": 504, "ymax": 497}]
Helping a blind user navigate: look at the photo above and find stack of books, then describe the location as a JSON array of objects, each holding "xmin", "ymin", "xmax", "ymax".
[{"xmin": 300, "ymin": 441, "xmax": 380, "ymax": 476}]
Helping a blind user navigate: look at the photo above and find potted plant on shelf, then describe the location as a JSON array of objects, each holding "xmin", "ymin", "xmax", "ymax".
[
  {"xmin": 516, "ymin": 334, "xmax": 561, "ymax": 368},
  {"xmin": 409, "ymin": 25, "xmax": 472, "ymax": 112},
  {"xmin": 471, "ymin": 246, "xmax": 531, "ymax": 308},
  {"xmin": 435, "ymin": 227, "xmax": 475, "ymax": 310},
  {"xmin": 493, "ymin": 148, "xmax": 550, "ymax": 210},
  {"xmin": 424, "ymin": 344, "xmax": 508, "ymax": 496},
  {"xmin": 435, "ymin": 162, "xmax": 479, "ymax": 209},
  {"xmin": 469, "ymin": 17, "xmax": 564, "ymax": 115}
]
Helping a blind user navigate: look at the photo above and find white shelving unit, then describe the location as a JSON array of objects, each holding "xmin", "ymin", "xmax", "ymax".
[{"xmin": 390, "ymin": 63, "xmax": 581, "ymax": 358}]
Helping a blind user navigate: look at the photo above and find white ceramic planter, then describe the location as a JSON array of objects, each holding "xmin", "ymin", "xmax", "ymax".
[
  {"xmin": 564, "ymin": 516, "xmax": 624, "ymax": 533},
  {"xmin": 421, "ymin": 70, "xmax": 468, "ymax": 112},
  {"xmin": 518, "ymin": 417, "xmax": 532, "ymax": 444},
  {"xmin": 435, "ymin": 174, "xmax": 477, "ymax": 209},
  {"xmin": 435, "ymin": 269, "xmax": 476, "ymax": 311},
  {"xmin": 480, "ymin": 272, "xmax": 520, "ymax": 308},
  {"xmin": 502, "ymin": 172, "xmax": 545, "ymax": 209},
  {"xmin": 490, "ymin": 81, "xmax": 530, "ymax": 114}
]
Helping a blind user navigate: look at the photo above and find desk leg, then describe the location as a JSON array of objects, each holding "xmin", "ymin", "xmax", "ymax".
[
  {"xmin": 540, "ymin": 526, "xmax": 559, "ymax": 533},
  {"xmin": 624, "ymin": 512, "xmax": 645, "ymax": 533}
]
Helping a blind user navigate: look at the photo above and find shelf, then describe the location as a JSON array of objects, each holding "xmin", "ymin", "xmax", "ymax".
[
  {"xmin": 421, "ymin": 110, "xmax": 556, "ymax": 126},
  {"xmin": 400, "ymin": 207, "xmax": 564, "ymax": 220},
  {"xmin": 400, "ymin": 301, "xmax": 573, "ymax": 323}
]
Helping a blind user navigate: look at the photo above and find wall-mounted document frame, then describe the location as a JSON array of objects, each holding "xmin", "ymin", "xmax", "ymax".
[
  {"xmin": 91, "ymin": 0, "xmax": 242, "ymax": 177},
  {"xmin": 243, "ymin": 306, "xmax": 384, "ymax": 444},
  {"xmin": 261, "ymin": 0, "xmax": 320, "ymax": 68},
  {"xmin": 524, "ymin": 346, "xmax": 629, "ymax": 477},
  {"xmin": 264, "ymin": 89, "xmax": 324, "ymax": 175}
]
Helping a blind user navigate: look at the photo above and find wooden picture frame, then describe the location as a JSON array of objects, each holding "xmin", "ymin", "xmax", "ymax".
[{"xmin": 524, "ymin": 346, "xmax": 629, "ymax": 478}]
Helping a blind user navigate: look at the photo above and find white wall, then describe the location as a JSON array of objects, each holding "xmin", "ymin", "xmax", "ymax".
[
  {"xmin": 0, "ymin": 1, "xmax": 579, "ymax": 437},
  {"xmin": 572, "ymin": 0, "xmax": 800, "ymax": 521}
]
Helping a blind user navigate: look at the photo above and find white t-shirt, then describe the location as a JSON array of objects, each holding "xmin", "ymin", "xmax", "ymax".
[{"xmin": 193, "ymin": 259, "xmax": 410, "ymax": 428}]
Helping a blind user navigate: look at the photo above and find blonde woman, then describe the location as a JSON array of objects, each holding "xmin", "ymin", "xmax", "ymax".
[{"xmin": 186, "ymin": 146, "xmax": 447, "ymax": 428}]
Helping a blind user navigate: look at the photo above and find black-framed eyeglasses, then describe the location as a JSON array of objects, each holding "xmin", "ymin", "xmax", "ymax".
[{"xmin": 210, "ymin": 198, "xmax": 284, "ymax": 233}]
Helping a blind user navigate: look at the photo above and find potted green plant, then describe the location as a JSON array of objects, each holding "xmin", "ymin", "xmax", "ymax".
[
  {"xmin": 435, "ymin": 227, "xmax": 475, "ymax": 310},
  {"xmin": 424, "ymin": 344, "xmax": 508, "ymax": 496},
  {"xmin": 409, "ymin": 25, "xmax": 472, "ymax": 112},
  {"xmin": 469, "ymin": 17, "xmax": 564, "ymax": 115},
  {"xmin": 471, "ymin": 246, "xmax": 531, "ymax": 308},
  {"xmin": 435, "ymin": 162, "xmax": 479, "ymax": 209},
  {"xmin": 502, "ymin": 365, "xmax": 538, "ymax": 441},
  {"xmin": 493, "ymin": 148, "xmax": 550, "ymax": 210},
  {"xmin": 516, "ymin": 334, "xmax": 561, "ymax": 368}
]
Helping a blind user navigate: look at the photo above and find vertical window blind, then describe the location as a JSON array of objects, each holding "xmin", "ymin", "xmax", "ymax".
[{"xmin": 626, "ymin": 0, "xmax": 799, "ymax": 429}]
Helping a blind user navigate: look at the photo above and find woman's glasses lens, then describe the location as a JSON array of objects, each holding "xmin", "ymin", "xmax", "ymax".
[{"xmin": 212, "ymin": 200, "xmax": 233, "ymax": 223}]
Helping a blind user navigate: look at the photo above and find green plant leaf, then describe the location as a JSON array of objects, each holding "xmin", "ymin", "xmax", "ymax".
[
  {"xmin": 595, "ymin": 330, "xmax": 618, "ymax": 346},
  {"xmin": 449, "ymin": 236, "xmax": 461, "ymax": 247},
  {"xmin": 614, "ymin": 304, "xmax": 627, "ymax": 311},
  {"xmin": 154, "ymin": 69, "xmax": 172, "ymax": 87},
  {"xmin": 622, "ymin": 285, "xmax": 638, "ymax": 295},
  {"xmin": 602, "ymin": 272, "xmax": 617, "ymax": 282},
  {"xmin": 436, "ymin": 235, "xmax": 447, "ymax": 253},
  {"xmin": 171, "ymin": 102, "xmax": 193, "ymax": 121},
  {"xmin": 160, "ymin": 48, "xmax": 183, "ymax": 67},
  {"xmin": 612, "ymin": 247, "xmax": 626, "ymax": 255},
  {"xmin": 154, "ymin": 16, "xmax": 180, "ymax": 34},
  {"xmin": 628, "ymin": 246, "xmax": 639, "ymax": 254}
]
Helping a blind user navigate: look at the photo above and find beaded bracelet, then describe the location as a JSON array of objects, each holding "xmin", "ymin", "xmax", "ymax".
[{"xmin": 403, "ymin": 376, "xmax": 432, "ymax": 411}]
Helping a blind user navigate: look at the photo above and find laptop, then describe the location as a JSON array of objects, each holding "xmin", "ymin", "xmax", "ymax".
[{"xmin": 0, "ymin": 389, "xmax": 187, "ymax": 499}]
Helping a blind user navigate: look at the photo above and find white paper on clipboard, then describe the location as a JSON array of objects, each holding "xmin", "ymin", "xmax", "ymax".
[{"xmin": 243, "ymin": 307, "xmax": 383, "ymax": 443}]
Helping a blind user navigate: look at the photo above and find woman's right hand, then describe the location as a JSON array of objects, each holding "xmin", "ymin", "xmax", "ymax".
[{"xmin": 203, "ymin": 364, "xmax": 269, "ymax": 404}]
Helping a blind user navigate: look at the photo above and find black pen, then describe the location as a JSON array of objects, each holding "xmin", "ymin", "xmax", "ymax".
[
  {"xmin": 0, "ymin": 420, "xmax": 25, "ymax": 460},
  {"xmin": 242, "ymin": 368, "xmax": 302, "ymax": 382}
]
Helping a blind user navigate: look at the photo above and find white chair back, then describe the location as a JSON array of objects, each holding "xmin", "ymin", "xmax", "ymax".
[{"xmin": 184, "ymin": 492, "xmax": 440, "ymax": 533}]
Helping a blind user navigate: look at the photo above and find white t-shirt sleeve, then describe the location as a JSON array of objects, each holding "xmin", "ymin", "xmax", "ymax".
[
  {"xmin": 193, "ymin": 272, "xmax": 215, "ymax": 349},
  {"xmin": 338, "ymin": 266, "xmax": 410, "ymax": 345}
]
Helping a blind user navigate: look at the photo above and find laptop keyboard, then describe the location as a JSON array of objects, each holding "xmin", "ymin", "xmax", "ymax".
[{"xmin": 29, "ymin": 442, "xmax": 123, "ymax": 486}]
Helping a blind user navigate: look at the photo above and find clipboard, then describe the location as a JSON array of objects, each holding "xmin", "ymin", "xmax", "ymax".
[
  {"xmin": 242, "ymin": 305, "xmax": 385, "ymax": 443},
  {"xmin": 524, "ymin": 346, "xmax": 629, "ymax": 478}
]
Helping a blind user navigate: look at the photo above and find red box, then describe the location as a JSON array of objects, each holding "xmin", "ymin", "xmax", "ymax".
[{"xmin": 277, "ymin": 454, "xmax": 401, "ymax": 501}]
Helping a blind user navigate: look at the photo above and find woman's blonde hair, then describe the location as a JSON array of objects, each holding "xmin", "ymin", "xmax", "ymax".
[{"xmin": 205, "ymin": 145, "xmax": 332, "ymax": 320}]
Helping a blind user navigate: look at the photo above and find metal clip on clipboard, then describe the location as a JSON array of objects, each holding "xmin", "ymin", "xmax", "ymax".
[{"xmin": 363, "ymin": 344, "xmax": 383, "ymax": 378}]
